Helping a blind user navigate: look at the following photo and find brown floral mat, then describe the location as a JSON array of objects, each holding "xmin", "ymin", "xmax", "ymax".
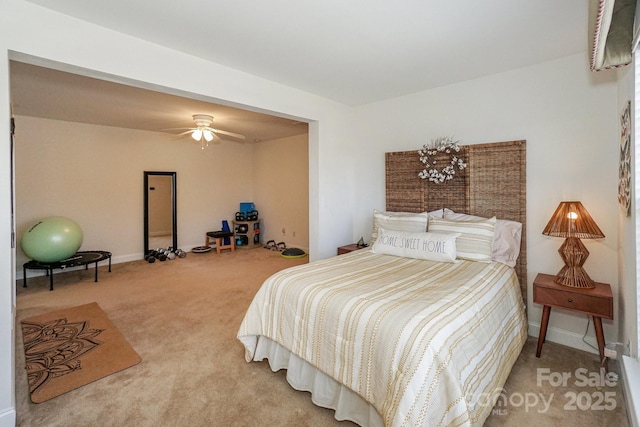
[{"xmin": 21, "ymin": 302, "xmax": 141, "ymax": 403}]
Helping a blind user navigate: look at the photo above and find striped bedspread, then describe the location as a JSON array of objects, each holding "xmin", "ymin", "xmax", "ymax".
[{"xmin": 238, "ymin": 249, "xmax": 527, "ymax": 426}]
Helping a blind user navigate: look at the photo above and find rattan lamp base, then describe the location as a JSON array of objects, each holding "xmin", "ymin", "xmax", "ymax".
[
  {"xmin": 553, "ymin": 266, "xmax": 596, "ymax": 288},
  {"xmin": 554, "ymin": 236, "xmax": 596, "ymax": 288}
]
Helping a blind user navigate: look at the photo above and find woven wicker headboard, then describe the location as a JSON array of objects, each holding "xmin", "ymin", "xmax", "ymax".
[{"xmin": 385, "ymin": 140, "xmax": 527, "ymax": 305}]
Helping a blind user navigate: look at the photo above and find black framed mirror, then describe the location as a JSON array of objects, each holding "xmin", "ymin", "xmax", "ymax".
[{"xmin": 144, "ymin": 171, "xmax": 177, "ymax": 255}]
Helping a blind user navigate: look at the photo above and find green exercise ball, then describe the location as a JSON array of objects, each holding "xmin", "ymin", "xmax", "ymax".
[{"xmin": 21, "ymin": 216, "xmax": 83, "ymax": 263}]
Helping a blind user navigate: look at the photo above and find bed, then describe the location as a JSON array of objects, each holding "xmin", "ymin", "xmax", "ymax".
[{"xmin": 238, "ymin": 140, "xmax": 527, "ymax": 426}]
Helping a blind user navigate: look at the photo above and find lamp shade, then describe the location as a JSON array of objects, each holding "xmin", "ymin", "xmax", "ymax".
[{"xmin": 542, "ymin": 201, "xmax": 604, "ymax": 239}]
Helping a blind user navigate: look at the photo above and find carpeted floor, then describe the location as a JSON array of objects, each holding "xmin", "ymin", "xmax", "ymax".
[{"xmin": 15, "ymin": 249, "xmax": 629, "ymax": 426}]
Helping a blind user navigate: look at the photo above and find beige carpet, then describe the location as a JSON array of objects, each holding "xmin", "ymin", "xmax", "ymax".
[
  {"xmin": 15, "ymin": 249, "xmax": 630, "ymax": 426},
  {"xmin": 21, "ymin": 302, "xmax": 141, "ymax": 403}
]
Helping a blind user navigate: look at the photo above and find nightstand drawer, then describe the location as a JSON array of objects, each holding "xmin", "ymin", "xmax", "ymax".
[{"xmin": 534, "ymin": 286, "xmax": 613, "ymax": 320}]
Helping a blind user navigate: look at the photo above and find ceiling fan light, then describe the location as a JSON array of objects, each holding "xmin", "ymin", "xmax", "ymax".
[
  {"xmin": 192, "ymin": 129, "xmax": 203, "ymax": 141},
  {"xmin": 203, "ymin": 130, "xmax": 214, "ymax": 142}
]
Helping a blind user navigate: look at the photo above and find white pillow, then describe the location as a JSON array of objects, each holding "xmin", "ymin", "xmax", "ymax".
[
  {"xmin": 370, "ymin": 209, "xmax": 429, "ymax": 245},
  {"xmin": 422, "ymin": 208, "xmax": 453, "ymax": 219},
  {"xmin": 372, "ymin": 228, "xmax": 459, "ymax": 262},
  {"xmin": 428, "ymin": 216, "xmax": 496, "ymax": 262},
  {"xmin": 444, "ymin": 211, "xmax": 522, "ymax": 267}
]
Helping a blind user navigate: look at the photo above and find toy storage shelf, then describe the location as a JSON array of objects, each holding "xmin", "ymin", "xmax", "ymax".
[{"xmin": 233, "ymin": 219, "xmax": 261, "ymax": 249}]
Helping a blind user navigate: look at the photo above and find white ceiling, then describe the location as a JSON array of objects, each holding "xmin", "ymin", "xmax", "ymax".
[
  {"xmin": 10, "ymin": 61, "xmax": 308, "ymax": 143},
  {"xmin": 12, "ymin": 1, "xmax": 588, "ymax": 138}
]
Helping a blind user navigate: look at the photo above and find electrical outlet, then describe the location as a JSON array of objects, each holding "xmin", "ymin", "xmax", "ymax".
[{"xmin": 604, "ymin": 347, "xmax": 617, "ymax": 360}]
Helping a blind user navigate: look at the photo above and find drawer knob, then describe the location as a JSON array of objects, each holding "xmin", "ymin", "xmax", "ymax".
[{"xmin": 567, "ymin": 298, "xmax": 573, "ymax": 303}]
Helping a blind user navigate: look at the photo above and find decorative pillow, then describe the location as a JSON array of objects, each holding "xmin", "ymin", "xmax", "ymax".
[
  {"xmin": 444, "ymin": 211, "xmax": 522, "ymax": 267},
  {"xmin": 372, "ymin": 228, "xmax": 459, "ymax": 262},
  {"xmin": 428, "ymin": 216, "xmax": 496, "ymax": 262},
  {"xmin": 370, "ymin": 209, "xmax": 429, "ymax": 245}
]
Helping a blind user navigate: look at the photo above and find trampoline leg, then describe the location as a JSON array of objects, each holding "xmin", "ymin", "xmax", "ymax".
[
  {"xmin": 49, "ymin": 268, "xmax": 54, "ymax": 291},
  {"xmin": 94, "ymin": 262, "xmax": 98, "ymax": 282},
  {"xmin": 23, "ymin": 266, "xmax": 27, "ymax": 288}
]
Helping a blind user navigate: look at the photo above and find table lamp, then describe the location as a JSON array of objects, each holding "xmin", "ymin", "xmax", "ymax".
[{"xmin": 542, "ymin": 201, "xmax": 605, "ymax": 288}]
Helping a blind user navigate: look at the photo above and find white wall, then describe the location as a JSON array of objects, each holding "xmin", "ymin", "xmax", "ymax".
[
  {"xmin": 13, "ymin": 116, "xmax": 310, "ymax": 269},
  {"xmin": 253, "ymin": 134, "xmax": 309, "ymax": 250},
  {"xmin": 349, "ymin": 53, "xmax": 622, "ymax": 353},
  {"xmin": 616, "ymin": 60, "xmax": 639, "ymax": 359},
  {"xmin": 1, "ymin": 1, "xmax": 354, "ymax": 425},
  {"xmin": 617, "ymin": 50, "xmax": 640, "ymax": 427},
  {"xmin": 0, "ymin": 1, "xmax": 634, "ymax": 425},
  {"xmin": 14, "ymin": 116, "xmax": 255, "ymax": 269}
]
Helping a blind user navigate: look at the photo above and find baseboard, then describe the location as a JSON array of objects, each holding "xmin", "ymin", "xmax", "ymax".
[
  {"xmin": 0, "ymin": 407, "xmax": 16, "ymax": 427},
  {"xmin": 528, "ymin": 320, "xmax": 600, "ymax": 356},
  {"xmin": 621, "ymin": 355, "xmax": 640, "ymax": 427}
]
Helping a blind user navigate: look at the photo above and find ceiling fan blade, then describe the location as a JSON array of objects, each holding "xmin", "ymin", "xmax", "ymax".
[
  {"xmin": 208, "ymin": 127, "xmax": 245, "ymax": 140},
  {"xmin": 160, "ymin": 127, "xmax": 194, "ymax": 132},
  {"xmin": 176, "ymin": 130, "xmax": 195, "ymax": 136}
]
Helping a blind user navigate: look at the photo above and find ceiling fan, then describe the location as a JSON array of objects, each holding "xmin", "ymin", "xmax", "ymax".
[{"xmin": 169, "ymin": 114, "xmax": 246, "ymax": 149}]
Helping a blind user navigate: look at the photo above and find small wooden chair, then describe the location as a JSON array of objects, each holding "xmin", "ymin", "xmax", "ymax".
[{"xmin": 205, "ymin": 231, "xmax": 235, "ymax": 254}]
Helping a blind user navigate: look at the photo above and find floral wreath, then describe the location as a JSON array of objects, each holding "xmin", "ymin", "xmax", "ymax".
[{"xmin": 418, "ymin": 137, "xmax": 467, "ymax": 183}]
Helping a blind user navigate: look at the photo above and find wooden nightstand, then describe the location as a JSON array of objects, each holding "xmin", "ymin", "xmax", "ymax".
[
  {"xmin": 534, "ymin": 273, "xmax": 613, "ymax": 365},
  {"xmin": 337, "ymin": 244, "xmax": 362, "ymax": 255}
]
